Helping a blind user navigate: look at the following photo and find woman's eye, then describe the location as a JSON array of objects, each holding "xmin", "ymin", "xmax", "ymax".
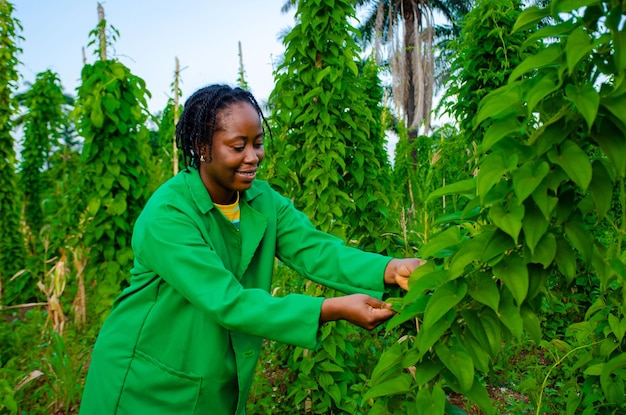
[{"xmin": 234, "ymin": 146, "xmax": 245, "ymax": 151}]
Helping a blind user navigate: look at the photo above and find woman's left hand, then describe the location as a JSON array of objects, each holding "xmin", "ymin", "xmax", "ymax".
[{"xmin": 384, "ymin": 258, "xmax": 425, "ymax": 290}]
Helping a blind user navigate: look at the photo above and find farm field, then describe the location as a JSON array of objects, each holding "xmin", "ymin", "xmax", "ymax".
[{"xmin": 1, "ymin": 0, "xmax": 625, "ymax": 414}]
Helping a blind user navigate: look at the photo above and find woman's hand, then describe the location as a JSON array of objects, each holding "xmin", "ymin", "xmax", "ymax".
[
  {"xmin": 384, "ymin": 258, "xmax": 425, "ymax": 290},
  {"xmin": 320, "ymin": 294, "xmax": 395, "ymax": 330}
]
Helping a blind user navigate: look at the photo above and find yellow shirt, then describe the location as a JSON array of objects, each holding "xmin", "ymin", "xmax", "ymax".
[{"xmin": 214, "ymin": 193, "xmax": 240, "ymax": 229}]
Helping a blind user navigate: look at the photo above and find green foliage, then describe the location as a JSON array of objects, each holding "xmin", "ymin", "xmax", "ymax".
[
  {"xmin": 0, "ymin": 310, "xmax": 92, "ymax": 414},
  {"xmin": 392, "ymin": 124, "xmax": 473, "ymax": 252},
  {"xmin": 268, "ymin": 0, "xmax": 393, "ymax": 243},
  {"xmin": 19, "ymin": 70, "xmax": 66, "ymax": 236},
  {"xmin": 41, "ymin": 331, "xmax": 90, "ymax": 414},
  {"xmin": 73, "ymin": 24, "xmax": 154, "ymax": 317},
  {"xmin": 441, "ymin": 0, "xmax": 532, "ymax": 138},
  {"xmin": 0, "ymin": 0, "xmax": 26, "ymax": 304},
  {"xmin": 14, "ymin": 70, "xmax": 69, "ymax": 303},
  {"xmin": 369, "ymin": 0, "xmax": 626, "ymax": 412},
  {"xmin": 262, "ymin": 0, "xmax": 402, "ymax": 412}
]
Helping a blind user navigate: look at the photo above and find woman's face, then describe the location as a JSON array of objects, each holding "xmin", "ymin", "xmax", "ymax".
[{"xmin": 199, "ymin": 101, "xmax": 265, "ymax": 204}]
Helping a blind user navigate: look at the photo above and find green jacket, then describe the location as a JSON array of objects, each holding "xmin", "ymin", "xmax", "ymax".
[{"xmin": 80, "ymin": 168, "xmax": 391, "ymax": 414}]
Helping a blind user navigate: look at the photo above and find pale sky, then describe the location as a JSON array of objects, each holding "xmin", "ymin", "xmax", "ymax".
[{"xmin": 12, "ymin": 0, "xmax": 295, "ymax": 113}]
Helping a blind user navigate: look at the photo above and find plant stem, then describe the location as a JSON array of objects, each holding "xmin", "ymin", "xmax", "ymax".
[{"xmin": 536, "ymin": 341, "xmax": 599, "ymax": 415}]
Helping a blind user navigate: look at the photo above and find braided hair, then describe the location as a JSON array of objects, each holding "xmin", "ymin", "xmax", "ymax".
[{"xmin": 176, "ymin": 84, "xmax": 271, "ymax": 170}]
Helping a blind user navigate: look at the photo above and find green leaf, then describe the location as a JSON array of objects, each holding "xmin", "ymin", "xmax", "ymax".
[
  {"xmin": 435, "ymin": 344, "xmax": 474, "ymax": 393},
  {"xmin": 419, "ymin": 226, "xmax": 463, "ymax": 259},
  {"xmin": 433, "ymin": 207, "xmax": 481, "ymax": 227},
  {"xmin": 488, "ymin": 201, "xmax": 525, "ymax": 244},
  {"xmin": 529, "ymin": 232, "xmax": 557, "ymax": 269},
  {"xmin": 481, "ymin": 229, "xmax": 516, "ymax": 264},
  {"xmin": 423, "ymin": 280, "xmax": 467, "ymax": 330},
  {"xmin": 521, "ymin": 306, "xmax": 542, "ymax": 343},
  {"xmin": 499, "ymin": 287, "xmax": 524, "ymax": 338},
  {"xmin": 600, "ymin": 353, "xmax": 626, "ymax": 405},
  {"xmin": 416, "ymin": 385, "xmax": 445, "ymax": 415},
  {"xmin": 555, "ymin": 237, "xmax": 577, "ymax": 283},
  {"xmin": 565, "ymin": 83, "xmax": 599, "ymax": 130},
  {"xmin": 467, "ymin": 272, "xmax": 500, "ymax": 313},
  {"xmin": 584, "ymin": 363, "xmax": 604, "ymax": 376},
  {"xmin": 614, "ymin": 21, "xmax": 626, "ymax": 72},
  {"xmin": 314, "ymin": 66, "xmax": 332, "ymax": 85},
  {"xmin": 406, "ymin": 269, "xmax": 449, "ymax": 303},
  {"xmin": 526, "ymin": 73, "xmax": 560, "ymax": 115},
  {"xmin": 463, "ymin": 377, "xmax": 496, "ymax": 415},
  {"xmin": 547, "ymin": 139, "xmax": 592, "ymax": 191},
  {"xmin": 493, "ymin": 252, "xmax": 529, "ymax": 305},
  {"xmin": 564, "ymin": 216, "xmax": 593, "ymax": 262},
  {"xmin": 608, "ymin": 314, "xmax": 626, "ymax": 342},
  {"xmin": 589, "ymin": 160, "xmax": 613, "ymax": 219},
  {"xmin": 346, "ymin": 60, "xmax": 358, "ymax": 77},
  {"xmin": 412, "ymin": 359, "xmax": 443, "ymax": 387},
  {"xmin": 510, "ymin": 45, "xmax": 561, "ymax": 82},
  {"xmin": 87, "ymin": 197, "xmax": 101, "ymax": 216},
  {"xmin": 565, "ymin": 27, "xmax": 594, "ymax": 76},
  {"xmin": 476, "ymin": 153, "xmax": 508, "ymax": 201},
  {"xmin": 427, "ymin": 178, "xmax": 476, "ymax": 202},
  {"xmin": 595, "ymin": 120, "xmax": 626, "ymax": 175},
  {"xmin": 475, "ymin": 84, "xmax": 522, "ymax": 126},
  {"xmin": 478, "ymin": 310, "xmax": 503, "ymax": 356},
  {"xmin": 449, "ymin": 233, "xmax": 489, "ymax": 279},
  {"xmin": 370, "ymin": 342, "xmax": 404, "ymax": 384},
  {"xmin": 462, "ymin": 330, "xmax": 492, "ymax": 373},
  {"xmin": 601, "ymin": 95, "xmax": 626, "ymax": 133},
  {"xmin": 512, "ymin": 161, "xmax": 550, "ymax": 203},
  {"xmin": 91, "ymin": 103, "xmax": 105, "ymax": 129},
  {"xmin": 482, "ymin": 117, "xmax": 520, "ymax": 152},
  {"xmin": 418, "ymin": 309, "xmax": 455, "ymax": 353},
  {"xmin": 386, "ymin": 296, "xmax": 428, "ymax": 331},
  {"xmin": 363, "ymin": 373, "xmax": 413, "ymax": 400},
  {"xmin": 523, "ymin": 203, "xmax": 549, "ymax": 254},
  {"xmin": 531, "ymin": 181, "xmax": 559, "ymax": 220},
  {"xmin": 512, "ymin": 6, "xmax": 550, "ymax": 33}
]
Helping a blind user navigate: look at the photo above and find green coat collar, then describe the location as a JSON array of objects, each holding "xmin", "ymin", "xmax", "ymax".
[{"xmin": 183, "ymin": 168, "xmax": 267, "ymax": 278}]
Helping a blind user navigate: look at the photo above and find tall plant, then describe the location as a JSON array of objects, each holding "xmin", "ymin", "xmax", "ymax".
[
  {"xmin": 367, "ymin": 0, "xmax": 626, "ymax": 413},
  {"xmin": 13, "ymin": 70, "xmax": 69, "ymax": 303},
  {"xmin": 268, "ymin": 0, "xmax": 393, "ymax": 242},
  {"xmin": 73, "ymin": 9, "xmax": 153, "ymax": 318},
  {"xmin": 19, "ymin": 71, "xmax": 67, "ymax": 243},
  {"xmin": 262, "ymin": 0, "xmax": 398, "ymax": 412},
  {"xmin": 0, "ymin": 0, "xmax": 26, "ymax": 305}
]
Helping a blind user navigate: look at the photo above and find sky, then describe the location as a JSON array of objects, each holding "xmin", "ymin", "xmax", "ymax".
[{"xmin": 12, "ymin": 0, "xmax": 295, "ymax": 113}]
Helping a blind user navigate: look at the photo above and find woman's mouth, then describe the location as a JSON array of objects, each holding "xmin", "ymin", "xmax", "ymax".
[{"xmin": 237, "ymin": 170, "xmax": 257, "ymax": 179}]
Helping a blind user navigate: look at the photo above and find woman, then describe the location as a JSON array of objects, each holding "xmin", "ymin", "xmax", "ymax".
[{"xmin": 79, "ymin": 84, "xmax": 423, "ymax": 414}]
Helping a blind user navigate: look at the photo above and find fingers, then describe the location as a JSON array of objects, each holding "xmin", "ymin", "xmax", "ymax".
[{"xmin": 395, "ymin": 258, "xmax": 427, "ymax": 291}]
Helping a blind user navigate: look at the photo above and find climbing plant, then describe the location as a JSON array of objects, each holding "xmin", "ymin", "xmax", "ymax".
[
  {"xmin": 73, "ymin": 15, "xmax": 153, "ymax": 319},
  {"xmin": 16, "ymin": 70, "xmax": 69, "ymax": 302},
  {"xmin": 0, "ymin": 0, "xmax": 26, "ymax": 305},
  {"xmin": 257, "ymin": 0, "xmax": 400, "ymax": 413},
  {"xmin": 367, "ymin": 0, "xmax": 626, "ymax": 413}
]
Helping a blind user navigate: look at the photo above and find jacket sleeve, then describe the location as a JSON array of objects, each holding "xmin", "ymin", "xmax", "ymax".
[
  {"xmin": 131, "ymin": 201, "xmax": 324, "ymax": 350},
  {"xmin": 271, "ymin": 189, "xmax": 391, "ymax": 298}
]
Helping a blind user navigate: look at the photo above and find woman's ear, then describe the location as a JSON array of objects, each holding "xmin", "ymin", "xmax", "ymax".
[{"xmin": 195, "ymin": 142, "xmax": 207, "ymax": 163}]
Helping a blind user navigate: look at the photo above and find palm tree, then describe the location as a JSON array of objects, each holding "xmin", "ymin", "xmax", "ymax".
[{"xmin": 357, "ymin": 0, "xmax": 471, "ymax": 138}]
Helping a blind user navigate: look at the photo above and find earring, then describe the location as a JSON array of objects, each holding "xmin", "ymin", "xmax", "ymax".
[{"xmin": 200, "ymin": 154, "xmax": 206, "ymax": 162}]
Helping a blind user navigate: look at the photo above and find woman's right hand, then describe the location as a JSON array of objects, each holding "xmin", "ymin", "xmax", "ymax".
[{"xmin": 320, "ymin": 294, "xmax": 395, "ymax": 330}]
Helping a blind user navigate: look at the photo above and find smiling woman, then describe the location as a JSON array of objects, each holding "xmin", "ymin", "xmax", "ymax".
[{"xmin": 78, "ymin": 83, "xmax": 424, "ymax": 414}]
